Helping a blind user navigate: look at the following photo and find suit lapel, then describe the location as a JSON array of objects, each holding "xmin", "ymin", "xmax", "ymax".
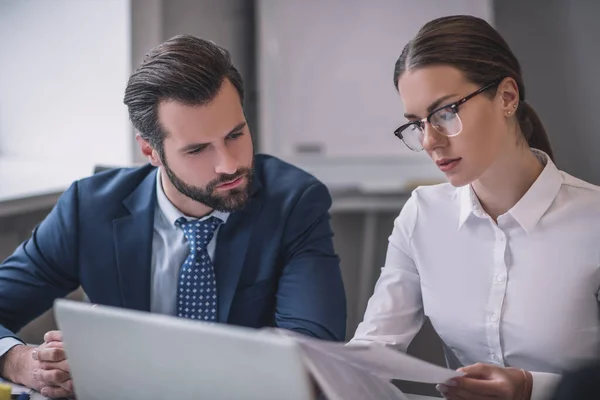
[
  {"xmin": 113, "ymin": 168, "xmax": 157, "ymax": 311},
  {"xmin": 215, "ymin": 175, "xmax": 264, "ymax": 323}
]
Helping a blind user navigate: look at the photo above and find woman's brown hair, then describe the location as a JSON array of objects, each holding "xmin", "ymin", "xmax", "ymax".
[{"xmin": 393, "ymin": 15, "xmax": 554, "ymax": 160}]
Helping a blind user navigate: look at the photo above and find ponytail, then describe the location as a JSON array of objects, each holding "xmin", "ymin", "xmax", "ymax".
[{"xmin": 516, "ymin": 101, "xmax": 554, "ymax": 161}]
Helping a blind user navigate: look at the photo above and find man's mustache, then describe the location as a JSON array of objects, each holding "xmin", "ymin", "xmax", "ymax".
[{"xmin": 208, "ymin": 168, "xmax": 251, "ymax": 190}]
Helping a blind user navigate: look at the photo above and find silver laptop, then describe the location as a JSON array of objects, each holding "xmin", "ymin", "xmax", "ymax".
[{"xmin": 54, "ymin": 299, "xmax": 315, "ymax": 400}]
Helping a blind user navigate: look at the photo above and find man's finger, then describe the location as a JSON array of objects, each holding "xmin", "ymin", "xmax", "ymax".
[
  {"xmin": 39, "ymin": 359, "xmax": 70, "ymax": 373},
  {"xmin": 44, "ymin": 341, "xmax": 64, "ymax": 349},
  {"xmin": 40, "ymin": 385, "xmax": 73, "ymax": 399},
  {"xmin": 32, "ymin": 341, "xmax": 63, "ymax": 361},
  {"xmin": 34, "ymin": 368, "xmax": 70, "ymax": 385},
  {"xmin": 59, "ymin": 378, "xmax": 74, "ymax": 393},
  {"xmin": 36, "ymin": 346, "xmax": 67, "ymax": 362},
  {"xmin": 44, "ymin": 330, "xmax": 63, "ymax": 343}
]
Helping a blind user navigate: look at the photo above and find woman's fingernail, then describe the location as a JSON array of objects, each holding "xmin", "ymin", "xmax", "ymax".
[
  {"xmin": 436, "ymin": 384, "xmax": 448, "ymax": 394},
  {"xmin": 40, "ymin": 387, "xmax": 49, "ymax": 397},
  {"xmin": 444, "ymin": 379, "xmax": 458, "ymax": 387},
  {"xmin": 31, "ymin": 349, "xmax": 38, "ymax": 360}
]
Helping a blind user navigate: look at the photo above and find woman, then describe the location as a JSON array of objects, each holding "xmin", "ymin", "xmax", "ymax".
[{"xmin": 350, "ymin": 15, "xmax": 600, "ymax": 400}]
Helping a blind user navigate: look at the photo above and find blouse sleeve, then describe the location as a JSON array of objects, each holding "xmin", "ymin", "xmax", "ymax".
[{"xmin": 349, "ymin": 193, "xmax": 425, "ymax": 351}]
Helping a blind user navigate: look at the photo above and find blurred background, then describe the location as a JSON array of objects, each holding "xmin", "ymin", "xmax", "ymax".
[{"xmin": 1, "ymin": 0, "xmax": 599, "ymax": 393}]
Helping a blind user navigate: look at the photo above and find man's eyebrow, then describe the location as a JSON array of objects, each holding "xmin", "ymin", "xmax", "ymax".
[
  {"xmin": 225, "ymin": 121, "xmax": 247, "ymax": 136},
  {"xmin": 179, "ymin": 122, "xmax": 247, "ymax": 153}
]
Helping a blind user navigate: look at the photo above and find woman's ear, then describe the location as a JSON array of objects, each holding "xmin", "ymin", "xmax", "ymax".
[{"xmin": 498, "ymin": 77, "xmax": 520, "ymax": 116}]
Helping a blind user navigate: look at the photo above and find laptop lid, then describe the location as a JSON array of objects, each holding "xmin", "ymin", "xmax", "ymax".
[{"xmin": 54, "ymin": 299, "xmax": 314, "ymax": 400}]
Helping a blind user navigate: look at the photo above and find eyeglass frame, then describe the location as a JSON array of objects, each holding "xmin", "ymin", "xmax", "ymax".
[{"xmin": 393, "ymin": 78, "xmax": 504, "ymax": 150}]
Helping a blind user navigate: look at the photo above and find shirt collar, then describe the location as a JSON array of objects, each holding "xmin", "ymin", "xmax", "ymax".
[
  {"xmin": 457, "ymin": 183, "xmax": 483, "ymax": 230},
  {"xmin": 457, "ymin": 149, "xmax": 562, "ymax": 233},
  {"xmin": 155, "ymin": 169, "xmax": 229, "ymax": 226},
  {"xmin": 509, "ymin": 149, "xmax": 562, "ymax": 233}
]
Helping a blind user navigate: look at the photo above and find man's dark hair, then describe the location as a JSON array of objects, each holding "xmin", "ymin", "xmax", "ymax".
[{"xmin": 123, "ymin": 34, "xmax": 244, "ymax": 155}]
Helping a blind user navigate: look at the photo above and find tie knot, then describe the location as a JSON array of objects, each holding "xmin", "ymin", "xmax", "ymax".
[{"xmin": 176, "ymin": 216, "xmax": 222, "ymax": 248}]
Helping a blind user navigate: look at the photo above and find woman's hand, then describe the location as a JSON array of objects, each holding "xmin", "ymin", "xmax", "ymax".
[{"xmin": 436, "ymin": 363, "xmax": 532, "ymax": 400}]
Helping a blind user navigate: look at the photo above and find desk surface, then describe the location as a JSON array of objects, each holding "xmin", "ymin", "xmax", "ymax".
[{"xmin": 3, "ymin": 381, "xmax": 440, "ymax": 400}]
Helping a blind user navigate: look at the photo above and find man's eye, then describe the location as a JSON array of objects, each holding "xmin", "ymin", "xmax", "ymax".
[
  {"xmin": 188, "ymin": 146, "xmax": 206, "ymax": 155},
  {"xmin": 227, "ymin": 132, "xmax": 243, "ymax": 140}
]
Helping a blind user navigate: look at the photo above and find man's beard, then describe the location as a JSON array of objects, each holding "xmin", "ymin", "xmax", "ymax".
[{"xmin": 162, "ymin": 158, "xmax": 254, "ymax": 213}]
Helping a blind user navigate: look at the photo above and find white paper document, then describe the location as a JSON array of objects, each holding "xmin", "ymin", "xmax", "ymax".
[
  {"xmin": 306, "ymin": 338, "xmax": 462, "ymax": 383},
  {"xmin": 271, "ymin": 329, "xmax": 463, "ymax": 400},
  {"xmin": 300, "ymin": 342, "xmax": 410, "ymax": 400}
]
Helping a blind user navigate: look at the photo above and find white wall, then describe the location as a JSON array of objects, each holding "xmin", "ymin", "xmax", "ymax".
[
  {"xmin": 257, "ymin": 0, "xmax": 493, "ymax": 192},
  {"xmin": 0, "ymin": 0, "xmax": 132, "ymax": 169}
]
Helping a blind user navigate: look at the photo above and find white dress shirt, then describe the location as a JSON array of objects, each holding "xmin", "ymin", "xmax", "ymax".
[
  {"xmin": 350, "ymin": 150, "xmax": 600, "ymax": 400},
  {"xmin": 151, "ymin": 170, "xmax": 229, "ymax": 315},
  {"xmin": 0, "ymin": 170, "xmax": 230, "ymax": 360}
]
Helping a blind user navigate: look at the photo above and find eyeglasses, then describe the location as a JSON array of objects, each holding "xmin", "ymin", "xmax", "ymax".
[{"xmin": 393, "ymin": 78, "xmax": 503, "ymax": 151}]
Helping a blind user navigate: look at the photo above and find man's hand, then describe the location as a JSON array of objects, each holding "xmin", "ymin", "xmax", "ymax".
[
  {"xmin": 436, "ymin": 363, "xmax": 532, "ymax": 400},
  {"xmin": 34, "ymin": 331, "xmax": 74, "ymax": 398},
  {"xmin": 0, "ymin": 331, "xmax": 74, "ymax": 398}
]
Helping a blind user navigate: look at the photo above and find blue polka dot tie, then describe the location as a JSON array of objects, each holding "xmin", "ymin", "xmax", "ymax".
[{"xmin": 175, "ymin": 216, "xmax": 222, "ymax": 321}]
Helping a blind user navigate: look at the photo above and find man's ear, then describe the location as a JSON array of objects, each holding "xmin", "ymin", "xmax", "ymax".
[{"xmin": 135, "ymin": 134, "xmax": 162, "ymax": 167}]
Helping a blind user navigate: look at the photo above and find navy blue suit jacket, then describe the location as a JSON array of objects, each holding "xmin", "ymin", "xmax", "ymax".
[{"xmin": 0, "ymin": 154, "xmax": 346, "ymax": 341}]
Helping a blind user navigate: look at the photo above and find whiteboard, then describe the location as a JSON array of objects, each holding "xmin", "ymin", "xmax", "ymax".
[{"xmin": 257, "ymin": 0, "xmax": 493, "ymax": 191}]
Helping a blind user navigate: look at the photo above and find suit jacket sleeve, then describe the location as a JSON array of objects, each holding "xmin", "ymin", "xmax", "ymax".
[
  {"xmin": 0, "ymin": 182, "xmax": 80, "ymax": 340},
  {"xmin": 274, "ymin": 181, "xmax": 346, "ymax": 341}
]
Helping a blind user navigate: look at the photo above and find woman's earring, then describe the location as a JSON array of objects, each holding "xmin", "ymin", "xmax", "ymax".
[{"xmin": 507, "ymin": 103, "xmax": 517, "ymax": 116}]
